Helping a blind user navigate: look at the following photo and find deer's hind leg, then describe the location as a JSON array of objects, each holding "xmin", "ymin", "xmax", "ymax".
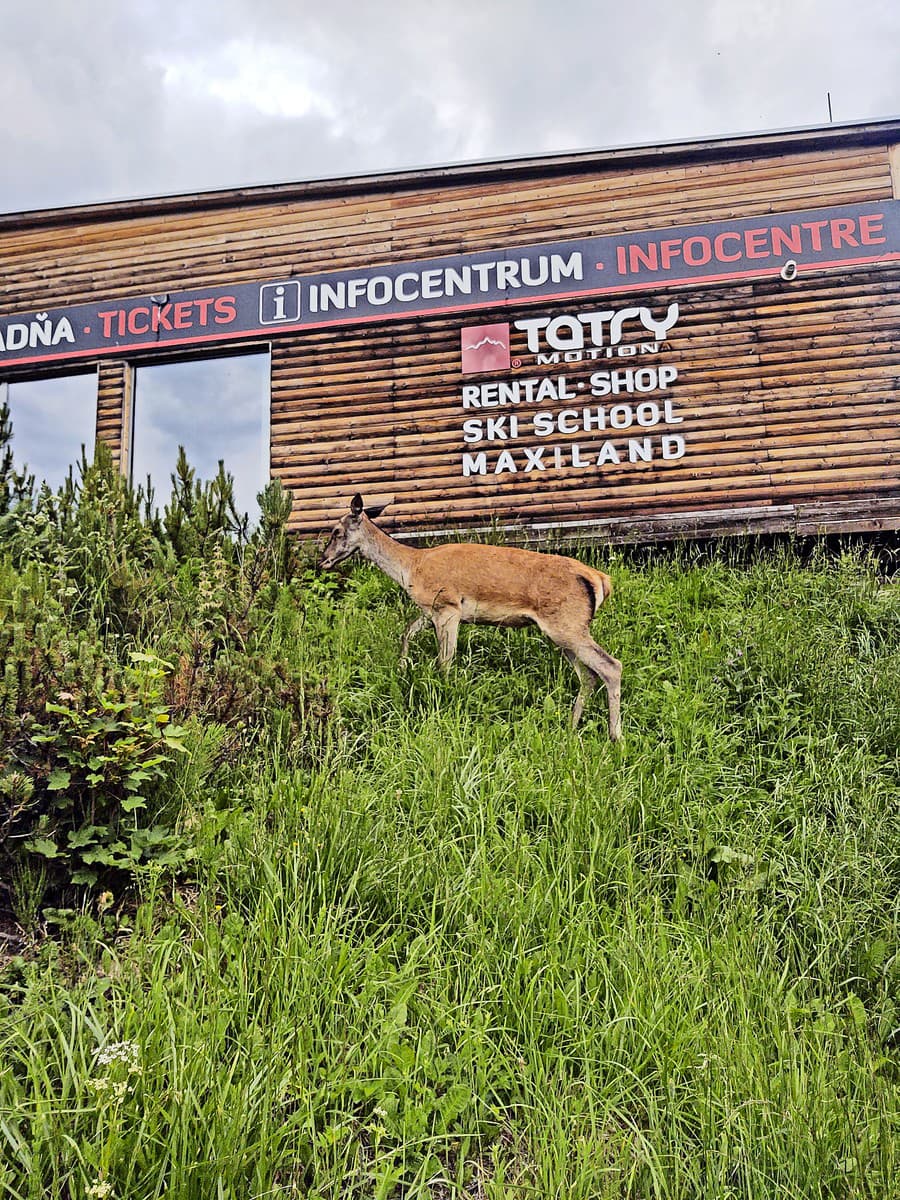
[
  {"xmin": 563, "ymin": 649, "xmax": 599, "ymax": 730},
  {"xmin": 580, "ymin": 639, "xmax": 622, "ymax": 741},
  {"xmin": 548, "ymin": 624, "xmax": 622, "ymax": 740}
]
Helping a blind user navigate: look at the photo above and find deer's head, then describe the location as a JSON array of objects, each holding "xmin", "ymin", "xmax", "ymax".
[{"xmin": 319, "ymin": 494, "xmax": 385, "ymax": 568}]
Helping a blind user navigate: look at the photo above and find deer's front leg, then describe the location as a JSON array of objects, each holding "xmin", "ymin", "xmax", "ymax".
[
  {"xmin": 433, "ymin": 608, "xmax": 461, "ymax": 670},
  {"xmin": 399, "ymin": 612, "xmax": 428, "ymax": 667}
]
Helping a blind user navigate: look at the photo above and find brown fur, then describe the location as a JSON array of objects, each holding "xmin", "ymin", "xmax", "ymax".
[
  {"xmin": 409, "ymin": 543, "xmax": 610, "ymax": 622},
  {"xmin": 319, "ymin": 497, "xmax": 622, "ymax": 739}
]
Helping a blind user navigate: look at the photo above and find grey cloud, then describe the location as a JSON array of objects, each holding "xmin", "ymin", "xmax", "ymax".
[{"xmin": 1, "ymin": 0, "xmax": 898, "ymax": 213}]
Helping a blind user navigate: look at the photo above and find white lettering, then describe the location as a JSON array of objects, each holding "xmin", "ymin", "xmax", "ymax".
[
  {"xmin": 420, "ymin": 269, "xmax": 444, "ymax": 299},
  {"xmin": 462, "ymin": 377, "xmax": 569, "ymax": 409},
  {"xmin": 546, "ymin": 315, "xmax": 583, "ymax": 351},
  {"xmin": 367, "ymin": 276, "xmax": 392, "ymax": 305},
  {"xmin": 4, "ymin": 324, "xmax": 27, "ymax": 350},
  {"xmin": 51, "ymin": 318, "xmax": 75, "ymax": 346},
  {"xmin": 395, "ymin": 273, "xmax": 420, "ymax": 302},
  {"xmin": 551, "ymin": 252, "xmax": 583, "ymax": 281},
  {"xmin": 319, "ymin": 282, "xmax": 345, "ymax": 310},
  {"xmin": 578, "ymin": 310, "xmax": 615, "ymax": 346},
  {"xmin": 517, "ymin": 303, "xmax": 680, "ymax": 355},
  {"xmin": 662, "ymin": 434, "xmax": 686, "ymax": 459},
  {"xmin": 641, "ymin": 303, "xmax": 680, "ymax": 341},
  {"xmin": 485, "ymin": 415, "xmax": 513, "ymax": 440},
  {"xmin": 444, "ymin": 267, "xmax": 471, "ymax": 295},
  {"xmin": 609, "ymin": 307, "xmax": 641, "ymax": 344},
  {"xmin": 471, "ymin": 263, "xmax": 492, "ymax": 291},
  {"xmin": 521, "ymin": 258, "xmax": 549, "ymax": 286},
  {"xmin": 514, "ymin": 317, "xmax": 551, "ymax": 353},
  {"xmin": 32, "ymin": 319, "xmax": 53, "ymax": 347},
  {"xmin": 347, "ymin": 279, "xmax": 367, "ymax": 307},
  {"xmin": 629, "ymin": 437, "xmax": 653, "ymax": 463},
  {"xmin": 536, "ymin": 378, "xmax": 561, "ymax": 403},
  {"xmin": 495, "ymin": 261, "xmax": 520, "ymax": 290},
  {"xmin": 462, "ymin": 452, "xmax": 487, "ymax": 476},
  {"xmin": 533, "ymin": 411, "xmax": 555, "ymax": 437},
  {"xmin": 633, "ymin": 368, "xmax": 658, "ymax": 393},
  {"xmin": 590, "ymin": 367, "xmax": 679, "ymax": 396}
]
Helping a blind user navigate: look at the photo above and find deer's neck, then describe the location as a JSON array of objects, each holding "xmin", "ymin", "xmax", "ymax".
[{"xmin": 360, "ymin": 520, "xmax": 418, "ymax": 591}]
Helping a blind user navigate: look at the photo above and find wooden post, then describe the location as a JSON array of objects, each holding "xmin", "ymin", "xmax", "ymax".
[
  {"xmin": 889, "ymin": 142, "xmax": 900, "ymax": 199},
  {"xmin": 95, "ymin": 359, "xmax": 134, "ymax": 474}
]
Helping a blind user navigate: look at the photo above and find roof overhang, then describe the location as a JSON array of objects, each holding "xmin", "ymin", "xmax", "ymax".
[{"xmin": 2, "ymin": 116, "xmax": 899, "ymax": 231}]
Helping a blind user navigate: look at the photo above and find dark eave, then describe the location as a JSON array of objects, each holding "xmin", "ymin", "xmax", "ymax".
[{"xmin": 2, "ymin": 116, "xmax": 898, "ymax": 231}]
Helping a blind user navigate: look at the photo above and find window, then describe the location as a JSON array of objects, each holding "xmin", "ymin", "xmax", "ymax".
[
  {"xmin": 130, "ymin": 351, "xmax": 270, "ymax": 520},
  {"xmin": 1, "ymin": 372, "xmax": 98, "ymax": 490}
]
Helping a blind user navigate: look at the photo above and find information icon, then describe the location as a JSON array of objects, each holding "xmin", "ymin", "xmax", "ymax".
[{"xmin": 259, "ymin": 281, "xmax": 301, "ymax": 324}]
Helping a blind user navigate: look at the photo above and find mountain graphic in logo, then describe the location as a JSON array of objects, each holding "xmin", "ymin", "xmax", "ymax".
[{"xmin": 461, "ymin": 322, "xmax": 510, "ymax": 374}]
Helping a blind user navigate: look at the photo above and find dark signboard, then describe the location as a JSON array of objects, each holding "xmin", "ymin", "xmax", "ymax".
[{"xmin": 1, "ymin": 200, "xmax": 898, "ymax": 370}]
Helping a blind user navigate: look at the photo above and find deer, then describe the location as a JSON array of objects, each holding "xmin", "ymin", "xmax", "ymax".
[{"xmin": 318, "ymin": 495, "xmax": 623, "ymax": 740}]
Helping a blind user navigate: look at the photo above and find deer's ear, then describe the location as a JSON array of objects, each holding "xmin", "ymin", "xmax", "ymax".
[
  {"xmin": 349, "ymin": 493, "xmax": 364, "ymax": 518},
  {"xmin": 365, "ymin": 503, "xmax": 387, "ymax": 521}
]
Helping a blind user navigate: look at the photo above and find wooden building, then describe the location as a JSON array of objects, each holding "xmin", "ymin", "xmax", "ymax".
[{"xmin": 1, "ymin": 118, "xmax": 898, "ymax": 543}]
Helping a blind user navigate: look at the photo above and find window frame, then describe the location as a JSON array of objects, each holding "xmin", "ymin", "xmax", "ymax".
[
  {"xmin": 125, "ymin": 342, "xmax": 272, "ymax": 517},
  {"xmin": 0, "ymin": 364, "xmax": 100, "ymax": 489}
]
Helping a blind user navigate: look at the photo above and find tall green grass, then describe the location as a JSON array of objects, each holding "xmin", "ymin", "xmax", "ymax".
[{"xmin": 1, "ymin": 545, "xmax": 898, "ymax": 1198}]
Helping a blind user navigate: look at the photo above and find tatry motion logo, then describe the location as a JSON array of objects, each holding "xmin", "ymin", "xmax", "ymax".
[{"xmin": 461, "ymin": 323, "xmax": 510, "ymax": 374}]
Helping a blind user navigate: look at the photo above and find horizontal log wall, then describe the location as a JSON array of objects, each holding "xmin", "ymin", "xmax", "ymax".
[
  {"xmin": 0, "ymin": 146, "xmax": 892, "ymax": 311},
  {"xmin": 271, "ymin": 263, "xmax": 900, "ymax": 536},
  {"xmin": 1, "ymin": 135, "xmax": 898, "ymax": 541}
]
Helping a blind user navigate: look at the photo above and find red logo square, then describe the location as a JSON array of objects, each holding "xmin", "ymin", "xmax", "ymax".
[{"xmin": 460, "ymin": 323, "xmax": 510, "ymax": 374}]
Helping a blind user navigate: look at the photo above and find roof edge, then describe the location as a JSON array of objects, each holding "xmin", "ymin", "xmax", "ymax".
[{"xmin": 3, "ymin": 116, "xmax": 899, "ymax": 230}]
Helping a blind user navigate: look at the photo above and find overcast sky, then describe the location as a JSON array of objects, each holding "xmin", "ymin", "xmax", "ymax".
[{"xmin": 1, "ymin": 0, "xmax": 899, "ymax": 215}]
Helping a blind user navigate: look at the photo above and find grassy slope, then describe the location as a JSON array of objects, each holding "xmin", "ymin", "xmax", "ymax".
[{"xmin": 1, "ymin": 547, "xmax": 898, "ymax": 1199}]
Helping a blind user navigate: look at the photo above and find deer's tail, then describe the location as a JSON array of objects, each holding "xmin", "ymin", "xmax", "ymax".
[{"xmin": 578, "ymin": 567, "xmax": 613, "ymax": 618}]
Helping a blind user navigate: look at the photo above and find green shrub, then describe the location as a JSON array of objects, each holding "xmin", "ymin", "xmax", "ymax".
[
  {"xmin": 0, "ymin": 611, "xmax": 188, "ymax": 894},
  {"xmin": 0, "ymin": 427, "xmax": 325, "ymax": 911}
]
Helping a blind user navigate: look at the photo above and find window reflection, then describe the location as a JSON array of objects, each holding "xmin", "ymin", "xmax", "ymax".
[
  {"xmin": 3, "ymin": 372, "xmax": 98, "ymax": 490},
  {"xmin": 130, "ymin": 352, "xmax": 270, "ymax": 520}
]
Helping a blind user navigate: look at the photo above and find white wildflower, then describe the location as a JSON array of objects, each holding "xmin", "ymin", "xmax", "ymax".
[{"xmin": 94, "ymin": 1041, "xmax": 140, "ymax": 1071}]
